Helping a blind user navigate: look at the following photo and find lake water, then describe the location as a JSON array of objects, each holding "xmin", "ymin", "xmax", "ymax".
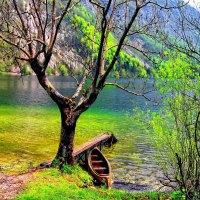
[{"xmin": 0, "ymin": 75, "xmax": 165, "ymax": 192}]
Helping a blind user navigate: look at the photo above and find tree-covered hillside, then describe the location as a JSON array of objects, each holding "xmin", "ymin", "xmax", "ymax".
[{"xmin": 0, "ymin": 1, "xmax": 199, "ymax": 76}]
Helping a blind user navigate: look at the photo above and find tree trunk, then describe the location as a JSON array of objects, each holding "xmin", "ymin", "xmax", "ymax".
[
  {"xmin": 32, "ymin": 68, "xmax": 80, "ymax": 167},
  {"xmin": 53, "ymin": 107, "xmax": 78, "ymax": 166}
]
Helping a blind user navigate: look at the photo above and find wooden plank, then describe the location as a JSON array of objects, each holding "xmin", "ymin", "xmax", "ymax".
[
  {"xmin": 92, "ymin": 160, "xmax": 104, "ymax": 164},
  {"xmin": 73, "ymin": 134, "xmax": 112, "ymax": 157}
]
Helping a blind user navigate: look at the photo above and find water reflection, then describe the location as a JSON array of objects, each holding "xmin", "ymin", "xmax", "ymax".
[{"xmin": 0, "ymin": 75, "xmax": 159, "ymax": 112}]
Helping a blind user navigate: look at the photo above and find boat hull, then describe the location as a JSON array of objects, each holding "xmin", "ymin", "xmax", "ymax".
[{"xmin": 88, "ymin": 147, "xmax": 112, "ymax": 188}]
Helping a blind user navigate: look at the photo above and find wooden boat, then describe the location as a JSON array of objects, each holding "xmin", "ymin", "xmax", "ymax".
[{"xmin": 88, "ymin": 147, "xmax": 112, "ymax": 188}]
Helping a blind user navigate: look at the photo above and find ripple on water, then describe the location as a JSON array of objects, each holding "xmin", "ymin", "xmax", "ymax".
[
  {"xmin": 103, "ymin": 130, "xmax": 166, "ymax": 191},
  {"xmin": 112, "ymin": 181, "xmax": 153, "ymax": 192}
]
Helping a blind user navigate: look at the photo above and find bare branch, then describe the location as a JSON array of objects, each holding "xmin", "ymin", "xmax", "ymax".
[
  {"xmin": 13, "ymin": 0, "xmax": 34, "ymax": 57},
  {"xmin": 89, "ymin": 0, "xmax": 105, "ymax": 9},
  {"xmin": 104, "ymin": 82, "xmax": 155, "ymax": 102},
  {"xmin": 140, "ymin": 1, "xmax": 188, "ymax": 9},
  {"xmin": 0, "ymin": 34, "xmax": 31, "ymax": 58},
  {"xmin": 98, "ymin": 5, "xmax": 141, "ymax": 89}
]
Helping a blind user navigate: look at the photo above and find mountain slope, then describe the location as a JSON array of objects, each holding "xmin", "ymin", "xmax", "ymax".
[{"xmin": 0, "ymin": 1, "xmax": 199, "ymax": 76}]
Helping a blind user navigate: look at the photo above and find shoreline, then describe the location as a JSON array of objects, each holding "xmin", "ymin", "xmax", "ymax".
[
  {"xmin": 0, "ymin": 168, "xmax": 178, "ymax": 200},
  {"xmin": 0, "ymin": 72, "xmax": 22, "ymax": 76},
  {"xmin": 0, "ymin": 72, "xmax": 61, "ymax": 76}
]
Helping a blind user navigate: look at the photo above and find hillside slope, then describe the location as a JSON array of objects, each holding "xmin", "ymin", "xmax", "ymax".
[{"xmin": 0, "ymin": 1, "xmax": 199, "ymax": 76}]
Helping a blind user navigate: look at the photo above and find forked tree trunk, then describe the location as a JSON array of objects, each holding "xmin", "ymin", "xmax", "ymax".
[
  {"xmin": 53, "ymin": 107, "xmax": 78, "ymax": 166},
  {"xmin": 33, "ymin": 67, "xmax": 97, "ymax": 167},
  {"xmin": 33, "ymin": 68, "xmax": 81, "ymax": 167}
]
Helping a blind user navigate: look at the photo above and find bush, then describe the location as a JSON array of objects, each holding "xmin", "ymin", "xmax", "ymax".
[
  {"xmin": 59, "ymin": 65, "xmax": 68, "ymax": 76},
  {"xmin": 20, "ymin": 64, "xmax": 31, "ymax": 75},
  {"xmin": 46, "ymin": 67, "xmax": 54, "ymax": 76}
]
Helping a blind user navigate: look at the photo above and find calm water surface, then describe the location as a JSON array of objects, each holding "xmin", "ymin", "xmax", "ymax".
[{"xmin": 0, "ymin": 75, "xmax": 165, "ymax": 192}]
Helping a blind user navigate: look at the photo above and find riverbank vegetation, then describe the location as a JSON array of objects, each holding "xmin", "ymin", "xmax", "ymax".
[
  {"xmin": 152, "ymin": 53, "xmax": 200, "ymax": 199},
  {"xmin": 14, "ymin": 166, "xmax": 182, "ymax": 200},
  {"xmin": 132, "ymin": 53, "xmax": 200, "ymax": 199}
]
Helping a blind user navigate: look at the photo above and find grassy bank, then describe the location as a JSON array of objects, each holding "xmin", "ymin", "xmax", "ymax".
[{"xmin": 14, "ymin": 166, "xmax": 182, "ymax": 200}]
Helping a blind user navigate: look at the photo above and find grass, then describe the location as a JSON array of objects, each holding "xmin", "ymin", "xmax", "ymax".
[{"xmin": 15, "ymin": 166, "xmax": 181, "ymax": 200}]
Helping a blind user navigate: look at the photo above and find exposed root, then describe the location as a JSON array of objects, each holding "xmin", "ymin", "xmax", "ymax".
[{"xmin": 36, "ymin": 161, "xmax": 52, "ymax": 169}]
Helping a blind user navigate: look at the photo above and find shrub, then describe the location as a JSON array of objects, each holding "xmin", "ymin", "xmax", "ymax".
[
  {"xmin": 59, "ymin": 65, "xmax": 68, "ymax": 76},
  {"xmin": 46, "ymin": 67, "xmax": 53, "ymax": 76},
  {"xmin": 20, "ymin": 64, "xmax": 31, "ymax": 75}
]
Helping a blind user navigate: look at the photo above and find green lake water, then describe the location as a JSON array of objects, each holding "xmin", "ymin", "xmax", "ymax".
[{"xmin": 0, "ymin": 75, "xmax": 164, "ymax": 191}]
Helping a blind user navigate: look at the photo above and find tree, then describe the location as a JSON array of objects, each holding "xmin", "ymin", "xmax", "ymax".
[
  {"xmin": 151, "ymin": 52, "xmax": 200, "ymax": 199},
  {"xmin": 0, "ymin": 0, "xmax": 186, "ymax": 166},
  {"xmin": 149, "ymin": 3, "xmax": 200, "ymax": 198}
]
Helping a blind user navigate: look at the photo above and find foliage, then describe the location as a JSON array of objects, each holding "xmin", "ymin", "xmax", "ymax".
[
  {"xmin": 60, "ymin": 164, "xmax": 74, "ymax": 174},
  {"xmin": 72, "ymin": 4, "xmax": 95, "ymax": 24},
  {"xmin": 70, "ymin": 13, "xmax": 147, "ymax": 77},
  {"xmin": 46, "ymin": 67, "xmax": 56, "ymax": 76},
  {"xmin": 0, "ymin": 40, "xmax": 15, "ymax": 72},
  {"xmin": 170, "ymin": 190, "xmax": 185, "ymax": 200},
  {"xmin": 20, "ymin": 64, "xmax": 31, "ymax": 75},
  {"xmin": 59, "ymin": 65, "xmax": 68, "ymax": 76},
  {"xmin": 151, "ymin": 52, "xmax": 200, "ymax": 199}
]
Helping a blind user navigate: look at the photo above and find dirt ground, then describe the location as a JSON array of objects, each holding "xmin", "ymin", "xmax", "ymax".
[{"xmin": 0, "ymin": 171, "xmax": 35, "ymax": 200}]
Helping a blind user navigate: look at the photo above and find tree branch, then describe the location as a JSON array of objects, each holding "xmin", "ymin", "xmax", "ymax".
[
  {"xmin": 104, "ymin": 82, "xmax": 155, "ymax": 102},
  {"xmin": 48, "ymin": 0, "xmax": 72, "ymax": 54},
  {"xmin": 98, "ymin": 5, "xmax": 141, "ymax": 89},
  {"xmin": 0, "ymin": 34, "xmax": 31, "ymax": 58},
  {"xmin": 13, "ymin": 0, "xmax": 34, "ymax": 57}
]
